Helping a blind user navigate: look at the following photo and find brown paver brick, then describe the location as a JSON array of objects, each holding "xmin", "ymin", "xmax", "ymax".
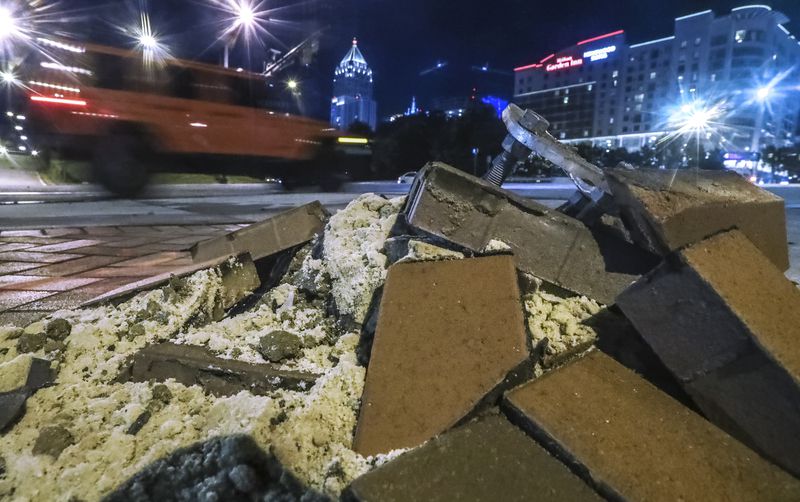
[
  {"xmin": 345, "ymin": 413, "xmax": 599, "ymax": 502},
  {"xmin": 616, "ymin": 229, "xmax": 800, "ymax": 476},
  {"xmin": 0, "ymin": 230, "xmax": 45, "ymax": 237},
  {"xmin": 83, "ymin": 265, "xmax": 183, "ymax": 278},
  {"xmin": 109, "ymin": 252, "xmax": 188, "ymax": 268},
  {"xmin": 0, "ymin": 290, "xmax": 56, "ymax": 310},
  {"xmin": 0, "ymin": 251, "xmax": 82, "ymax": 264},
  {"xmin": 0, "ymin": 242, "xmax": 36, "ymax": 253},
  {"xmin": 607, "ymin": 168, "xmax": 789, "ymax": 270},
  {"xmin": 41, "ymin": 228, "xmax": 86, "ymax": 237},
  {"xmin": 0, "ymin": 276, "xmax": 102, "ymax": 292},
  {"xmin": 353, "ymin": 255, "xmax": 531, "ymax": 456},
  {"xmin": 82, "ymin": 226, "xmax": 123, "ymax": 236},
  {"xmin": 0, "ymin": 311, "xmax": 47, "ymax": 327},
  {"xmin": 67, "ymin": 245, "xmax": 153, "ymax": 257},
  {"xmin": 101, "ymin": 237, "xmax": 162, "ymax": 248},
  {"xmin": 503, "ymin": 351, "xmax": 800, "ymax": 502},
  {"xmin": 27, "ymin": 239, "xmax": 103, "ymax": 253},
  {"xmin": 191, "ymin": 202, "xmax": 328, "ymax": 263},
  {"xmin": 24, "ymin": 255, "xmax": 127, "ymax": 277},
  {"xmin": 14, "ymin": 288, "xmax": 108, "ymax": 311},
  {"xmin": 0, "ymin": 262, "xmax": 42, "ymax": 275},
  {"xmin": 0, "ymin": 236, "xmax": 69, "ymax": 245}
]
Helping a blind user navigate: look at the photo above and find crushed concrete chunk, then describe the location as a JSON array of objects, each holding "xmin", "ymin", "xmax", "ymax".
[
  {"xmin": 503, "ymin": 351, "xmax": 800, "ymax": 501},
  {"xmin": 15, "ymin": 332, "xmax": 45, "ymax": 353},
  {"xmin": 384, "ymin": 237, "xmax": 465, "ymax": 264},
  {"xmin": 616, "ymin": 229, "xmax": 800, "ymax": 477},
  {"xmin": 344, "ymin": 413, "xmax": 599, "ymax": 502},
  {"xmin": 45, "ymin": 318, "xmax": 72, "ymax": 341},
  {"xmin": 0, "ymin": 355, "xmax": 53, "ymax": 431},
  {"xmin": 118, "ymin": 342, "xmax": 318, "ymax": 396},
  {"xmin": 257, "ymin": 330, "xmax": 303, "ymax": 363},
  {"xmin": 607, "ymin": 168, "xmax": 789, "ymax": 270},
  {"xmin": 33, "ymin": 425, "xmax": 75, "ymax": 459},
  {"xmin": 353, "ymin": 255, "xmax": 531, "ymax": 456},
  {"xmin": 191, "ymin": 202, "xmax": 328, "ymax": 263},
  {"xmin": 105, "ymin": 435, "xmax": 326, "ymax": 501},
  {"xmin": 404, "ymin": 162, "xmax": 658, "ymax": 304}
]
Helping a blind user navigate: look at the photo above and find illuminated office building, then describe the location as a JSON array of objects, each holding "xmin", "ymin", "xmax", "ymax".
[{"xmin": 513, "ymin": 5, "xmax": 800, "ymax": 153}]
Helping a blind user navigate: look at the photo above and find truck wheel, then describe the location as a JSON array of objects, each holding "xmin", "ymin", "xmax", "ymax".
[{"xmin": 92, "ymin": 134, "xmax": 150, "ymax": 197}]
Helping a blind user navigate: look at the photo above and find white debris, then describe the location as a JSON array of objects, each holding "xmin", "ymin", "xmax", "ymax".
[
  {"xmin": 482, "ymin": 239, "xmax": 513, "ymax": 253},
  {"xmin": 0, "ymin": 195, "xmax": 411, "ymax": 500},
  {"xmin": 523, "ymin": 291, "xmax": 603, "ymax": 372},
  {"xmin": 397, "ymin": 240, "xmax": 465, "ymax": 263},
  {"xmin": 323, "ymin": 194, "xmax": 405, "ymax": 325}
]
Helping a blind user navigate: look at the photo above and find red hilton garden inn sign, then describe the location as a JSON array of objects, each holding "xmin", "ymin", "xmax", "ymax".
[{"xmin": 546, "ymin": 55, "xmax": 583, "ymax": 72}]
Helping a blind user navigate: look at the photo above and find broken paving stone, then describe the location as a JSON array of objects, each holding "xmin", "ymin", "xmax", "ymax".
[
  {"xmin": 104, "ymin": 435, "xmax": 327, "ymax": 502},
  {"xmin": 0, "ymin": 390, "xmax": 29, "ymax": 432},
  {"xmin": 383, "ymin": 236, "xmax": 464, "ymax": 264},
  {"xmin": 191, "ymin": 202, "xmax": 329, "ymax": 263},
  {"xmin": 404, "ymin": 162, "xmax": 658, "ymax": 304},
  {"xmin": 503, "ymin": 351, "xmax": 800, "ymax": 502},
  {"xmin": 0, "ymin": 355, "xmax": 53, "ymax": 431},
  {"xmin": 15, "ymin": 332, "xmax": 46, "ymax": 353},
  {"xmin": 353, "ymin": 255, "xmax": 531, "ymax": 456},
  {"xmin": 117, "ymin": 342, "xmax": 318, "ymax": 396},
  {"xmin": 607, "ymin": 167, "xmax": 789, "ymax": 270},
  {"xmin": 33, "ymin": 425, "xmax": 75, "ymax": 458},
  {"xmin": 45, "ymin": 318, "xmax": 72, "ymax": 341},
  {"xmin": 257, "ymin": 330, "xmax": 303, "ymax": 363},
  {"xmin": 344, "ymin": 413, "xmax": 599, "ymax": 502},
  {"xmin": 616, "ymin": 229, "xmax": 800, "ymax": 477}
]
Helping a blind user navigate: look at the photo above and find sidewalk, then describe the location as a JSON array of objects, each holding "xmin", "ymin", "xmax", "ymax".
[{"xmin": 0, "ymin": 224, "xmax": 247, "ymax": 326}]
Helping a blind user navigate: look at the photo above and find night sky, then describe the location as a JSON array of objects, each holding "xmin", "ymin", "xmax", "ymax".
[{"xmin": 67, "ymin": 0, "xmax": 800, "ymax": 116}]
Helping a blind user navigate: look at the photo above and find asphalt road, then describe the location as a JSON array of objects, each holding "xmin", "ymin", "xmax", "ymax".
[{"xmin": 1, "ymin": 173, "xmax": 799, "ymax": 282}]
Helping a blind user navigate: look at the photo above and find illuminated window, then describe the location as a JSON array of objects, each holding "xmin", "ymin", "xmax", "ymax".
[
  {"xmin": 563, "ymin": 96, "xmax": 569, "ymax": 104},
  {"xmin": 681, "ymin": 40, "xmax": 688, "ymax": 48},
  {"xmin": 735, "ymin": 30, "xmax": 746, "ymax": 43},
  {"xmin": 612, "ymin": 70, "xmax": 619, "ymax": 78},
  {"xmin": 695, "ymin": 37, "xmax": 702, "ymax": 45},
  {"xmin": 609, "ymin": 117, "xmax": 614, "ymax": 124},
  {"xmin": 650, "ymin": 72, "xmax": 657, "ymax": 79}
]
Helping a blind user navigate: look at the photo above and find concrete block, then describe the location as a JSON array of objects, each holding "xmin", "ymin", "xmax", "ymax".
[
  {"xmin": 191, "ymin": 202, "xmax": 328, "ymax": 263},
  {"xmin": 503, "ymin": 351, "xmax": 800, "ymax": 501},
  {"xmin": 82, "ymin": 254, "xmax": 259, "ymax": 311},
  {"xmin": 353, "ymin": 255, "xmax": 531, "ymax": 456},
  {"xmin": 404, "ymin": 162, "xmax": 658, "ymax": 304},
  {"xmin": 117, "ymin": 343, "xmax": 318, "ymax": 396},
  {"xmin": 607, "ymin": 168, "xmax": 789, "ymax": 270},
  {"xmin": 616, "ymin": 229, "xmax": 800, "ymax": 476},
  {"xmin": 344, "ymin": 413, "xmax": 600, "ymax": 502}
]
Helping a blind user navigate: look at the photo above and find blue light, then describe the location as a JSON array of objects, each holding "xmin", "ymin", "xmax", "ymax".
[{"xmin": 481, "ymin": 95, "xmax": 509, "ymax": 118}]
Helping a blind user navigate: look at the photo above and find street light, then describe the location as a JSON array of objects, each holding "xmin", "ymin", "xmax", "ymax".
[
  {"xmin": 0, "ymin": 6, "xmax": 18, "ymax": 41},
  {"xmin": 139, "ymin": 33, "xmax": 158, "ymax": 51},
  {"xmin": 218, "ymin": 0, "xmax": 270, "ymax": 68},
  {"xmin": 287, "ymin": 79, "xmax": 297, "ymax": 90},
  {"xmin": 756, "ymin": 86, "xmax": 773, "ymax": 102}
]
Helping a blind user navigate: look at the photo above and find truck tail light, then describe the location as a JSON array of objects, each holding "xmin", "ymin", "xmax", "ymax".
[{"xmin": 30, "ymin": 96, "xmax": 87, "ymax": 107}]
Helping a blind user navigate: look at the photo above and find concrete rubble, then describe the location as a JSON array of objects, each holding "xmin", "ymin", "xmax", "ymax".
[
  {"xmin": 2, "ymin": 139, "xmax": 800, "ymax": 500},
  {"xmin": 617, "ymin": 229, "xmax": 800, "ymax": 477},
  {"xmin": 607, "ymin": 168, "xmax": 789, "ymax": 270},
  {"xmin": 404, "ymin": 162, "xmax": 659, "ymax": 304}
]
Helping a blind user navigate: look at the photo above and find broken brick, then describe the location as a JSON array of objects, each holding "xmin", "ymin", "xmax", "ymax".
[
  {"xmin": 191, "ymin": 202, "xmax": 328, "ymax": 263},
  {"xmin": 616, "ymin": 229, "xmax": 800, "ymax": 477},
  {"xmin": 404, "ymin": 162, "xmax": 658, "ymax": 304},
  {"xmin": 353, "ymin": 255, "xmax": 531, "ymax": 456},
  {"xmin": 344, "ymin": 413, "xmax": 600, "ymax": 502},
  {"xmin": 503, "ymin": 351, "xmax": 800, "ymax": 501},
  {"xmin": 117, "ymin": 343, "xmax": 318, "ymax": 396},
  {"xmin": 607, "ymin": 168, "xmax": 789, "ymax": 270}
]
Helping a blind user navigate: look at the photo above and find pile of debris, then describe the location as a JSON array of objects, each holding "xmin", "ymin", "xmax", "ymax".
[{"xmin": 2, "ymin": 106, "xmax": 800, "ymax": 501}]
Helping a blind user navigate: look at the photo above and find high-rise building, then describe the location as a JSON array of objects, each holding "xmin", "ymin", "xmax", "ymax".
[
  {"xmin": 512, "ymin": 5, "xmax": 800, "ymax": 154},
  {"xmin": 331, "ymin": 38, "xmax": 377, "ymax": 130}
]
